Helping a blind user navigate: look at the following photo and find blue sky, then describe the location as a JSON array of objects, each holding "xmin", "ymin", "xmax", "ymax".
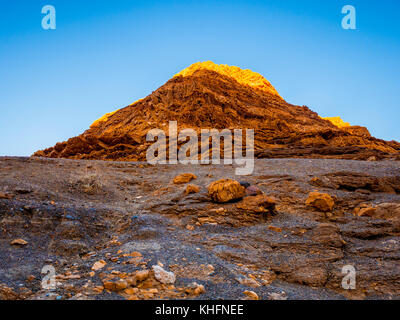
[{"xmin": 0, "ymin": 0, "xmax": 399, "ymax": 156}]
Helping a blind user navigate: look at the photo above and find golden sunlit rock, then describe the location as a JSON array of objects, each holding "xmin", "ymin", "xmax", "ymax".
[
  {"xmin": 323, "ymin": 117, "xmax": 351, "ymax": 128},
  {"xmin": 174, "ymin": 61, "xmax": 283, "ymax": 99},
  {"xmin": 91, "ymin": 110, "xmax": 118, "ymax": 128}
]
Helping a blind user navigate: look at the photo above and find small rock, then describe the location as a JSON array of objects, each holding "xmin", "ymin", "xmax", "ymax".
[
  {"xmin": 152, "ymin": 265, "xmax": 176, "ymax": 284},
  {"xmin": 185, "ymin": 184, "xmax": 200, "ymax": 194},
  {"xmin": 208, "ymin": 179, "xmax": 246, "ymax": 203},
  {"xmin": 173, "ymin": 173, "xmax": 197, "ymax": 185},
  {"xmin": 135, "ymin": 270, "xmax": 150, "ymax": 282},
  {"xmin": 124, "ymin": 287, "xmax": 139, "ymax": 295},
  {"xmin": 245, "ymin": 186, "xmax": 263, "ymax": 196},
  {"xmin": 193, "ymin": 285, "xmax": 206, "ymax": 295},
  {"xmin": 186, "ymin": 225, "xmax": 195, "ymax": 231},
  {"xmin": 311, "ymin": 223, "xmax": 345, "ymax": 247},
  {"xmin": 237, "ymin": 277, "xmax": 261, "ymax": 288},
  {"xmin": 243, "ymin": 290, "xmax": 259, "ymax": 300},
  {"xmin": 357, "ymin": 206, "xmax": 376, "ymax": 217},
  {"xmin": 115, "ymin": 279, "xmax": 128, "ymax": 291},
  {"xmin": 14, "ymin": 188, "xmax": 32, "ymax": 195},
  {"xmin": 0, "ymin": 192, "xmax": 13, "ymax": 199},
  {"xmin": 91, "ymin": 260, "xmax": 107, "ymax": 271},
  {"xmin": 268, "ymin": 292, "xmax": 287, "ymax": 300},
  {"xmin": 27, "ymin": 275, "xmax": 35, "ymax": 282},
  {"xmin": 10, "ymin": 239, "xmax": 28, "ymax": 246},
  {"xmin": 305, "ymin": 192, "xmax": 334, "ymax": 212},
  {"xmin": 268, "ymin": 225, "xmax": 282, "ymax": 233},
  {"xmin": 186, "ymin": 282, "xmax": 206, "ymax": 296},
  {"xmin": 239, "ymin": 181, "xmax": 251, "ymax": 188},
  {"xmin": 236, "ymin": 195, "xmax": 277, "ymax": 215}
]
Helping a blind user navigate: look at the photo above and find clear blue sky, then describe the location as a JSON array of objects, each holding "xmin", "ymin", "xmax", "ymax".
[{"xmin": 1, "ymin": 0, "xmax": 399, "ymax": 156}]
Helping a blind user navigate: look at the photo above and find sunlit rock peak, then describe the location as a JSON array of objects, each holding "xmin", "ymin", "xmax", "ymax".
[
  {"xmin": 323, "ymin": 117, "xmax": 351, "ymax": 128},
  {"xmin": 174, "ymin": 61, "xmax": 283, "ymax": 99}
]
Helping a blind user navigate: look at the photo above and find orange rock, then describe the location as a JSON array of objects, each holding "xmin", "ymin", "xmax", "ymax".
[
  {"xmin": 173, "ymin": 173, "xmax": 197, "ymax": 185},
  {"xmin": 268, "ymin": 225, "xmax": 282, "ymax": 233},
  {"xmin": 135, "ymin": 270, "xmax": 150, "ymax": 282},
  {"xmin": 91, "ymin": 260, "xmax": 107, "ymax": 271},
  {"xmin": 243, "ymin": 290, "xmax": 259, "ymax": 300},
  {"xmin": 124, "ymin": 287, "xmax": 139, "ymax": 295},
  {"xmin": 130, "ymin": 252, "xmax": 142, "ymax": 258},
  {"xmin": 185, "ymin": 184, "xmax": 200, "ymax": 194},
  {"xmin": 357, "ymin": 207, "xmax": 376, "ymax": 217},
  {"xmin": 103, "ymin": 281, "xmax": 116, "ymax": 291},
  {"xmin": 193, "ymin": 285, "xmax": 206, "ymax": 295},
  {"xmin": 236, "ymin": 195, "xmax": 277, "ymax": 214},
  {"xmin": 305, "ymin": 192, "xmax": 334, "ymax": 212},
  {"xmin": 10, "ymin": 239, "xmax": 28, "ymax": 246},
  {"xmin": 208, "ymin": 179, "xmax": 246, "ymax": 203},
  {"xmin": 0, "ymin": 192, "xmax": 13, "ymax": 199}
]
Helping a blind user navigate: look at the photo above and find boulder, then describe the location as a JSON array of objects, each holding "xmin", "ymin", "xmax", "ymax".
[
  {"xmin": 305, "ymin": 192, "xmax": 334, "ymax": 212},
  {"xmin": 208, "ymin": 179, "xmax": 246, "ymax": 203}
]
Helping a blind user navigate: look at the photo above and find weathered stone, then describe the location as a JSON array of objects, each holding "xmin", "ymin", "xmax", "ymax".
[
  {"xmin": 115, "ymin": 279, "xmax": 128, "ymax": 291},
  {"xmin": 0, "ymin": 192, "xmax": 13, "ymax": 199},
  {"xmin": 268, "ymin": 292, "xmax": 287, "ymax": 300},
  {"xmin": 237, "ymin": 277, "xmax": 261, "ymax": 288},
  {"xmin": 173, "ymin": 173, "xmax": 197, "ymax": 185},
  {"xmin": 236, "ymin": 195, "xmax": 276, "ymax": 215},
  {"xmin": 10, "ymin": 239, "xmax": 28, "ymax": 246},
  {"xmin": 91, "ymin": 260, "xmax": 106, "ymax": 271},
  {"xmin": 152, "ymin": 265, "xmax": 175, "ymax": 284},
  {"xmin": 135, "ymin": 270, "xmax": 150, "ymax": 282},
  {"xmin": 243, "ymin": 290, "xmax": 259, "ymax": 300},
  {"xmin": 305, "ymin": 192, "xmax": 334, "ymax": 212},
  {"xmin": 311, "ymin": 223, "xmax": 344, "ymax": 247},
  {"xmin": 208, "ymin": 179, "xmax": 246, "ymax": 203},
  {"xmin": 185, "ymin": 184, "xmax": 200, "ymax": 194},
  {"xmin": 245, "ymin": 185, "xmax": 263, "ymax": 196}
]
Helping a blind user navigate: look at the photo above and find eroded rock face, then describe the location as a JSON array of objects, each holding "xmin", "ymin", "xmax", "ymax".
[
  {"xmin": 310, "ymin": 172, "xmax": 400, "ymax": 194},
  {"xmin": 33, "ymin": 62, "xmax": 400, "ymax": 161},
  {"xmin": 305, "ymin": 192, "xmax": 334, "ymax": 212},
  {"xmin": 173, "ymin": 173, "xmax": 197, "ymax": 185},
  {"xmin": 208, "ymin": 179, "xmax": 246, "ymax": 203}
]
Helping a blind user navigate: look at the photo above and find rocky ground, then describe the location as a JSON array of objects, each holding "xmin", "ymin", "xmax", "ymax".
[{"xmin": 0, "ymin": 156, "xmax": 399, "ymax": 300}]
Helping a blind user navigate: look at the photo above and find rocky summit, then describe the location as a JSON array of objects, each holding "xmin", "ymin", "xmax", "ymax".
[{"xmin": 34, "ymin": 61, "xmax": 400, "ymax": 161}]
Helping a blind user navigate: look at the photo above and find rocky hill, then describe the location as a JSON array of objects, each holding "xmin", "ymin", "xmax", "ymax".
[{"xmin": 33, "ymin": 61, "xmax": 400, "ymax": 161}]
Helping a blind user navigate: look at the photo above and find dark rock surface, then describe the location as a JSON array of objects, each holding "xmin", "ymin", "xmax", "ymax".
[{"xmin": 0, "ymin": 157, "xmax": 399, "ymax": 300}]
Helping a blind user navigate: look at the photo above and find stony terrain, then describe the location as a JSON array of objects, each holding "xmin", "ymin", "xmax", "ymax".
[{"xmin": 1, "ymin": 156, "xmax": 399, "ymax": 300}]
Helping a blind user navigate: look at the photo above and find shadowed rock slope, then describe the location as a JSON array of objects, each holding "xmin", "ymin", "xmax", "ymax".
[{"xmin": 34, "ymin": 62, "xmax": 400, "ymax": 161}]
